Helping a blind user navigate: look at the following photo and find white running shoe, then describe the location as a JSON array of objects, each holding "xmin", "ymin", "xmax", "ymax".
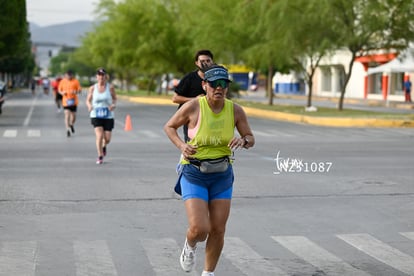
[
  {"xmin": 201, "ymin": 271, "xmax": 215, "ymax": 276},
  {"xmin": 180, "ymin": 239, "xmax": 196, "ymax": 272}
]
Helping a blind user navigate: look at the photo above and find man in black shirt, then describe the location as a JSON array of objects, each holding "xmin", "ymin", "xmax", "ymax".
[{"xmin": 173, "ymin": 50, "xmax": 214, "ymax": 141}]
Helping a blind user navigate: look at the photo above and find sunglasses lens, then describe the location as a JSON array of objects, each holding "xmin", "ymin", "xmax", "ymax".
[
  {"xmin": 209, "ymin": 80, "xmax": 228, "ymax": 88},
  {"xmin": 218, "ymin": 80, "xmax": 228, "ymax": 88}
]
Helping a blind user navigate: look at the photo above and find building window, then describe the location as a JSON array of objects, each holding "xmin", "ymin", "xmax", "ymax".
[
  {"xmin": 390, "ymin": 73, "xmax": 404, "ymax": 95},
  {"xmin": 321, "ymin": 67, "xmax": 332, "ymax": 91},
  {"xmin": 369, "ymin": 74, "xmax": 382, "ymax": 94}
]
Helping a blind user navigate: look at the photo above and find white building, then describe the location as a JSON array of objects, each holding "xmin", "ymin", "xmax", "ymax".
[
  {"xmin": 32, "ymin": 42, "xmax": 63, "ymax": 77},
  {"xmin": 273, "ymin": 48, "xmax": 413, "ymax": 102},
  {"xmin": 312, "ymin": 49, "xmax": 413, "ymax": 102}
]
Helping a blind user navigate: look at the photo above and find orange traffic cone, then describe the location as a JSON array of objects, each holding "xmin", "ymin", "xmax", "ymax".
[{"xmin": 124, "ymin": 114, "xmax": 133, "ymax": 131}]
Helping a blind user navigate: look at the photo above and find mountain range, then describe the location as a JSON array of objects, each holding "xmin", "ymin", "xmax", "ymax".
[{"xmin": 29, "ymin": 21, "xmax": 95, "ymax": 47}]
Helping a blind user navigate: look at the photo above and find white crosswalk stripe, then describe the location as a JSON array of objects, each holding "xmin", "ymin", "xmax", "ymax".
[
  {"xmin": 400, "ymin": 231, "xmax": 414, "ymax": 241},
  {"xmin": 337, "ymin": 233, "xmax": 414, "ymax": 275},
  {"xmin": 2, "ymin": 127, "xmax": 413, "ymax": 140},
  {"xmin": 1, "ymin": 129, "xmax": 164, "ymax": 139},
  {"xmin": 3, "ymin": 130, "xmax": 17, "ymax": 138},
  {"xmin": 0, "ymin": 233, "xmax": 413, "ymax": 275},
  {"xmin": 223, "ymin": 237, "xmax": 288, "ymax": 276},
  {"xmin": 73, "ymin": 240, "xmax": 117, "ymax": 276},
  {"xmin": 272, "ymin": 235, "xmax": 371, "ymax": 276},
  {"xmin": 0, "ymin": 241, "xmax": 37, "ymax": 276},
  {"xmin": 141, "ymin": 238, "xmax": 199, "ymax": 276}
]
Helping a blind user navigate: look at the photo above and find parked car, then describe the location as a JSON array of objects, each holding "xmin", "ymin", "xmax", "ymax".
[{"xmin": 0, "ymin": 80, "xmax": 6, "ymax": 114}]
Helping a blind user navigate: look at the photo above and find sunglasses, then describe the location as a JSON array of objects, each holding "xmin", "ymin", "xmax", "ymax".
[{"xmin": 208, "ymin": 79, "xmax": 229, "ymax": 89}]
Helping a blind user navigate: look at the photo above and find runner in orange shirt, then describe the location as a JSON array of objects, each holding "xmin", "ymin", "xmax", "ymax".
[{"xmin": 58, "ymin": 70, "xmax": 82, "ymax": 137}]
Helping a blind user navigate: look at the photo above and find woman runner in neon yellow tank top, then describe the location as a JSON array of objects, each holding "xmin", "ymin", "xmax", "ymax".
[{"xmin": 164, "ymin": 65, "xmax": 255, "ymax": 276}]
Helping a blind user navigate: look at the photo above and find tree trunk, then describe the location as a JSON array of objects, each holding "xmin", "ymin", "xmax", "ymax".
[
  {"xmin": 338, "ymin": 89, "xmax": 345, "ymax": 110},
  {"xmin": 147, "ymin": 74, "xmax": 157, "ymax": 95},
  {"xmin": 306, "ymin": 78, "xmax": 313, "ymax": 107},
  {"xmin": 164, "ymin": 74, "xmax": 170, "ymax": 96},
  {"xmin": 338, "ymin": 51, "xmax": 356, "ymax": 111},
  {"xmin": 267, "ymin": 65, "xmax": 274, "ymax": 106},
  {"xmin": 126, "ymin": 80, "xmax": 130, "ymax": 93}
]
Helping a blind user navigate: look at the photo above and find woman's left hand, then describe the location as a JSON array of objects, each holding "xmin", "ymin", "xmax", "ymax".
[{"xmin": 228, "ymin": 137, "xmax": 245, "ymax": 151}]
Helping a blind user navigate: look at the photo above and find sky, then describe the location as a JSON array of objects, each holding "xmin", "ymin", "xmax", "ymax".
[{"xmin": 26, "ymin": 0, "xmax": 99, "ymax": 27}]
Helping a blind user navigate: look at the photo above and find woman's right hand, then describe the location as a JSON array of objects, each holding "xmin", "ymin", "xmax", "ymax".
[{"xmin": 180, "ymin": 143, "xmax": 197, "ymax": 159}]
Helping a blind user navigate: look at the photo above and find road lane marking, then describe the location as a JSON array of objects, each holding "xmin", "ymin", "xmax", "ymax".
[
  {"xmin": 140, "ymin": 238, "xmax": 199, "ymax": 276},
  {"xmin": 73, "ymin": 240, "xmax": 117, "ymax": 276},
  {"xmin": 337, "ymin": 233, "xmax": 414, "ymax": 275},
  {"xmin": 267, "ymin": 130, "xmax": 295, "ymax": 137},
  {"xmin": 272, "ymin": 235, "xmax": 371, "ymax": 276},
  {"xmin": 252, "ymin": 130, "xmax": 275, "ymax": 137},
  {"xmin": 0, "ymin": 241, "xmax": 37, "ymax": 276},
  {"xmin": 140, "ymin": 130, "xmax": 161, "ymax": 138},
  {"xmin": 3, "ymin": 130, "xmax": 17, "ymax": 138},
  {"xmin": 27, "ymin": 129, "xmax": 41, "ymax": 137},
  {"xmin": 223, "ymin": 237, "xmax": 288, "ymax": 276},
  {"xmin": 23, "ymin": 97, "xmax": 37, "ymax": 127}
]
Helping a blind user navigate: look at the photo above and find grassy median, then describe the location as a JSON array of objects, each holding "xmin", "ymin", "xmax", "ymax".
[
  {"xmin": 118, "ymin": 90, "xmax": 414, "ymax": 120},
  {"xmin": 234, "ymin": 100, "xmax": 414, "ymax": 120}
]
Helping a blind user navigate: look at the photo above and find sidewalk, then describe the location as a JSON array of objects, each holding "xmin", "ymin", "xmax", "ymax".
[{"xmin": 122, "ymin": 92, "xmax": 414, "ymax": 128}]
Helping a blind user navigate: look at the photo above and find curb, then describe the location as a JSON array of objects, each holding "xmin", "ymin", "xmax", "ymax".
[
  {"xmin": 244, "ymin": 107, "xmax": 414, "ymax": 128},
  {"xmin": 120, "ymin": 95, "xmax": 414, "ymax": 128},
  {"xmin": 256, "ymin": 91, "xmax": 414, "ymax": 109},
  {"xmin": 119, "ymin": 95, "xmax": 175, "ymax": 106},
  {"xmin": 303, "ymin": 116, "xmax": 414, "ymax": 128}
]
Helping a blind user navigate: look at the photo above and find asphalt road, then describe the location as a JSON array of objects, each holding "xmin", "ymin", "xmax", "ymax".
[{"xmin": 0, "ymin": 89, "xmax": 414, "ymax": 276}]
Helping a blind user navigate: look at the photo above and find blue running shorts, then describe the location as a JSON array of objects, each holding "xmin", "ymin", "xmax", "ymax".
[
  {"xmin": 177, "ymin": 164, "xmax": 234, "ymax": 202},
  {"xmin": 180, "ymin": 175, "xmax": 233, "ymax": 201}
]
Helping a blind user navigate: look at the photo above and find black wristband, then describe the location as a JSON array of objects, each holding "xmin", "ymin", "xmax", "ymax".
[{"xmin": 243, "ymin": 136, "xmax": 249, "ymax": 147}]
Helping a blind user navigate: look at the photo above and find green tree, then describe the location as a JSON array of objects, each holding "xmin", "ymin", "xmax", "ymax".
[
  {"xmin": 185, "ymin": 0, "xmax": 289, "ymax": 105},
  {"xmin": 275, "ymin": 0, "xmax": 338, "ymax": 107},
  {"xmin": 49, "ymin": 47, "xmax": 96, "ymax": 78},
  {"xmin": 76, "ymin": 0, "xmax": 195, "ymax": 92},
  {"xmin": 70, "ymin": 0, "xmax": 414, "ymax": 105},
  {"xmin": 49, "ymin": 51, "xmax": 71, "ymax": 75},
  {"xmin": 236, "ymin": 0, "xmax": 292, "ymax": 105},
  {"xmin": 0, "ymin": 0, "xmax": 34, "ymax": 75}
]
